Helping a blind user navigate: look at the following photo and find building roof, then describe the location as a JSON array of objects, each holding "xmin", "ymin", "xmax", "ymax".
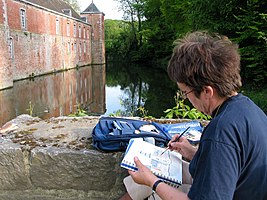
[
  {"xmin": 26, "ymin": 0, "xmax": 81, "ymax": 19},
  {"xmin": 81, "ymin": 2, "xmax": 103, "ymax": 14}
]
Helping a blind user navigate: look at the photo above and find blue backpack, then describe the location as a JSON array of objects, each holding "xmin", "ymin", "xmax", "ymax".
[
  {"xmin": 92, "ymin": 117, "xmax": 204, "ymax": 152},
  {"xmin": 92, "ymin": 117, "xmax": 170, "ymax": 152}
]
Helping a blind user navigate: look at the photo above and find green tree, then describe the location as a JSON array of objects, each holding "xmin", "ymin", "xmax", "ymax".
[
  {"xmin": 105, "ymin": 19, "xmax": 134, "ymax": 59},
  {"xmin": 114, "ymin": 0, "xmax": 146, "ymax": 61},
  {"xmin": 188, "ymin": 0, "xmax": 243, "ymax": 34},
  {"xmin": 107, "ymin": 0, "xmax": 266, "ymax": 86},
  {"xmin": 140, "ymin": 0, "xmax": 191, "ymax": 64},
  {"xmin": 187, "ymin": 0, "xmax": 267, "ymax": 85},
  {"xmin": 234, "ymin": 1, "xmax": 267, "ymax": 84},
  {"xmin": 111, "ymin": 0, "xmax": 192, "ymax": 64}
]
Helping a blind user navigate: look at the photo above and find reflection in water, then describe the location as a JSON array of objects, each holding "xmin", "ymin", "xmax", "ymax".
[
  {"xmin": 0, "ymin": 65, "xmax": 106, "ymax": 127},
  {"xmin": 105, "ymin": 62, "xmax": 177, "ymax": 118},
  {"xmin": 0, "ymin": 62, "xmax": 177, "ymax": 127}
]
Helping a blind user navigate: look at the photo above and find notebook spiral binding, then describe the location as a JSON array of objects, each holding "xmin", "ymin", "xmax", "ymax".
[
  {"xmin": 153, "ymin": 171, "xmax": 181, "ymax": 188},
  {"xmin": 121, "ymin": 160, "xmax": 181, "ymax": 188}
]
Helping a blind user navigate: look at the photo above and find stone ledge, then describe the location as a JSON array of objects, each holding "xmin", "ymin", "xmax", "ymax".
[
  {"xmin": 0, "ymin": 115, "xmax": 128, "ymax": 200},
  {"xmin": 0, "ymin": 115, "xmax": 207, "ymax": 200}
]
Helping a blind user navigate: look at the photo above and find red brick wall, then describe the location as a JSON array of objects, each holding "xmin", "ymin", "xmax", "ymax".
[
  {"xmin": 81, "ymin": 13, "xmax": 105, "ymax": 64},
  {"xmin": 0, "ymin": 0, "xmax": 104, "ymax": 89}
]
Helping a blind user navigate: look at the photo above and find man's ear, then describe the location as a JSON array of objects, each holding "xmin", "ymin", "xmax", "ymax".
[{"xmin": 203, "ymin": 86, "xmax": 214, "ymax": 98}]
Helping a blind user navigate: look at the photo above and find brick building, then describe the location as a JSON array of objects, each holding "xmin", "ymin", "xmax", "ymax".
[{"xmin": 0, "ymin": 0, "xmax": 105, "ymax": 89}]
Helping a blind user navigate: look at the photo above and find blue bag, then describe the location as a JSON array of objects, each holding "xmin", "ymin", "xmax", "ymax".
[
  {"xmin": 92, "ymin": 117, "xmax": 203, "ymax": 152},
  {"xmin": 92, "ymin": 117, "xmax": 170, "ymax": 152},
  {"xmin": 155, "ymin": 120, "xmax": 204, "ymax": 145}
]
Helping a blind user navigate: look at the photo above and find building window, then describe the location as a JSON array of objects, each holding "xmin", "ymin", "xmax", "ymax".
[
  {"xmin": 67, "ymin": 22, "xmax": 70, "ymax": 36},
  {"xmin": 74, "ymin": 42, "xmax": 77, "ymax": 53},
  {"xmin": 8, "ymin": 37, "xmax": 14, "ymax": 59},
  {"xmin": 79, "ymin": 43, "xmax": 82, "ymax": 56},
  {"xmin": 83, "ymin": 27, "xmax": 86, "ymax": 38},
  {"xmin": 20, "ymin": 9, "xmax": 26, "ymax": 30},
  {"xmin": 84, "ymin": 42, "xmax": 86, "ymax": 53},
  {"xmin": 87, "ymin": 29, "xmax": 90, "ymax": 39},
  {"xmin": 78, "ymin": 25, "xmax": 81, "ymax": 38},
  {"xmin": 68, "ymin": 42, "xmax": 71, "ymax": 54},
  {"xmin": 80, "ymin": 17, "xmax": 87, "ymax": 23},
  {"xmin": 62, "ymin": 9, "xmax": 72, "ymax": 17},
  {"xmin": 73, "ymin": 24, "xmax": 76, "ymax": 37},
  {"xmin": 56, "ymin": 18, "xmax": 60, "ymax": 35}
]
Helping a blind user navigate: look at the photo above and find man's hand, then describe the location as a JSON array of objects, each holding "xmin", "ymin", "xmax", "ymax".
[
  {"xmin": 128, "ymin": 156, "xmax": 158, "ymax": 188},
  {"xmin": 168, "ymin": 135, "xmax": 197, "ymax": 161}
]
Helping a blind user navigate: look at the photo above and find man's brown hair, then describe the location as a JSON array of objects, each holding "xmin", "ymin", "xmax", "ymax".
[{"xmin": 167, "ymin": 31, "xmax": 242, "ymax": 98}]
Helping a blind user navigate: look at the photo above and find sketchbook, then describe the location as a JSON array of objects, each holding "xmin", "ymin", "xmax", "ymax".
[{"xmin": 120, "ymin": 138, "xmax": 182, "ymax": 188}]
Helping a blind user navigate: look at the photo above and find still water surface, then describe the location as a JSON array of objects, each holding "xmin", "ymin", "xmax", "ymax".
[
  {"xmin": 105, "ymin": 62, "xmax": 177, "ymax": 117},
  {"xmin": 0, "ymin": 62, "xmax": 177, "ymax": 127}
]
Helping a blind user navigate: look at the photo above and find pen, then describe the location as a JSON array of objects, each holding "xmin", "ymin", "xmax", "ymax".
[{"xmin": 160, "ymin": 127, "xmax": 190, "ymax": 156}]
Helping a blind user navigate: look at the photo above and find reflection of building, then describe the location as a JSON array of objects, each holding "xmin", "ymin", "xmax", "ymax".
[
  {"xmin": 0, "ymin": 0, "xmax": 105, "ymax": 89},
  {"xmin": 0, "ymin": 65, "xmax": 106, "ymax": 126}
]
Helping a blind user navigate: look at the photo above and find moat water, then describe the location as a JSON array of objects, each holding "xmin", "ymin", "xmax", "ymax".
[{"xmin": 0, "ymin": 62, "xmax": 177, "ymax": 127}]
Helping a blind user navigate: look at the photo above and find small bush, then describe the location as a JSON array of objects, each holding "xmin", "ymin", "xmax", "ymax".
[{"xmin": 164, "ymin": 92, "xmax": 211, "ymax": 120}]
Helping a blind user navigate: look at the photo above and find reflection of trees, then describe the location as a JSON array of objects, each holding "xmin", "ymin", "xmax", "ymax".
[
  {"xmin": 106, "ymin": 62, "xmax": 177, "ymax": 117},
  {"xmin": 120, "ymin": 81, "xmax": 149, "ymax": 116}
]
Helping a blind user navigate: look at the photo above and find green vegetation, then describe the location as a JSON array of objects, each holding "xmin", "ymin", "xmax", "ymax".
[
  {"xmin": 105, "ymin": 0, "xmax": 266, "ymax": 118},
  {"xmin": 164, "ymin": 92, "xmax": 211, "ymax": 120},
  {"xmin": 137, "ymin": 106, "xmax": 155, "ymax": 120},
  {"xmin": 105, "ymin": 20, "xmax": 133, "ymax": 60},
  {"xmin": 107, "ymin": 0, "xmax": 266, "ymax": 82},
  {"xmin": 68, "ymin": 104, "xmax": 88, "ymax": 117},
  {"xmin": 136, "ymin": 93, "xmax": 211, "ymax": 120}
]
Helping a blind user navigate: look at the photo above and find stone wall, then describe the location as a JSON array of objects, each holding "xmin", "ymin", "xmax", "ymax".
[{"xmin": 0, "ymin": 115, "xmax": 127, "ymax": 200}]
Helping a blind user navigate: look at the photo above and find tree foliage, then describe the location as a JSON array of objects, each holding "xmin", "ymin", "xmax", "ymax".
[
  {"xmin": 105, "ymin": 20, "xmax": 129, "ymax": 57},
  {"xmin": 106, "ymin": 0, "xmax": 266, "ymax": 85},
  {"xmin": 187, "ymin": 0, "xmax": 267, "ymax": 85},
  {"xmin": 234, "ymin": 1, "xmax": 267, "ymax": 84}
]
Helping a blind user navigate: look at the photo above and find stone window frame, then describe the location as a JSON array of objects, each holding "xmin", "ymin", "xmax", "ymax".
[
  {"xmin": 87, "ymin": 29, "xmax": 90, "ymax": 40},
  {"xmin": 67, "ymin": 22, "xmax": 70, "ymax": 37},
  {"xmin": 83, "ymin": 41, "xmax": 86, "ymax": 53},
  {"xmin": 8, "ymin": 37, "xmax": 14, "ymax": 59},
  {"xmin": 67, "ymin": 41, "xmax": 71, "ymax": 54},
  {"xmin": 79, "ymin": 42, "xmax": 82, "ymax": 56},
  {"xmin": 20, "ymin": 8, "xmax": 27, "ymax": 30},
  {"xmin": 74, "ymin": 42, "xmax": 77, "ymax": 53},
  {"xmin": 78, "ymin": 25, "xmax": 81, "ymax": 38},
  {"xmin": 56, "ymin": 18, "xmax": 60, "ymax": 35},
  {"xmin": 73, "ymin": 23, "xmax": 77, "ymax": 37}
]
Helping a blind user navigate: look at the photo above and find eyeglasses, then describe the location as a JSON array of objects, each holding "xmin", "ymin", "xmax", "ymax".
[{"xmin": 178, "ymin": 89, "xmax": 194, "ymax": 99}]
